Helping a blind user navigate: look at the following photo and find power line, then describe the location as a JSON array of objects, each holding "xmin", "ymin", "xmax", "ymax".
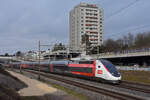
[
  {"xmin": 105, "ymin": 0, "xmax": 140, "ymax": 21},
  {"xmin": 98, "ymin": 0, "xmax": 105, "ymax": 4},
  {"xmin": 102, "ymin": 0, "xmax": 149, "ymax": 38},
  {"xmin": 105, "ymin": 24, "xmax": 150, "ymax": 39}
]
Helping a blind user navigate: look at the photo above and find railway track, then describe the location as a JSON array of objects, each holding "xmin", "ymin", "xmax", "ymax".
[
  {"xmin": 116, "ymin": 81, "xmax": 150, "ymax": 94},
  {"xmin": 122, "ymin": 80, "xmax": 150, "ymax": 87},
  {"xmin": 24, "ymin": 69, "xmax": 146, "ymax": 100}
]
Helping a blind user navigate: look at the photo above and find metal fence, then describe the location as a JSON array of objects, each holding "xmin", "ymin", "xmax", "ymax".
[{"xmin": 116, "ymin": 66, "xmax": 150, "ymax": 71}]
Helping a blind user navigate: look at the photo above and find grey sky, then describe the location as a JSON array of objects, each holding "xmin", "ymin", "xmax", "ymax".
[{"xmin": 0, "ymin": 0, "xmax": 150, "ymax": 54}]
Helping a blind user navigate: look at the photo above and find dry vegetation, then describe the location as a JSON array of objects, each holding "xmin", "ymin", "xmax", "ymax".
[
  {"xmin": 0, "ymin": 85, "xmax": 21, "ymax": 100},
  {"xmin": 0, "ymin": 67, "xmax": 25, "ymax": 100},
  {"xmin": 120, "ymin": 70, "xmax": 150, "ymax": 84}
]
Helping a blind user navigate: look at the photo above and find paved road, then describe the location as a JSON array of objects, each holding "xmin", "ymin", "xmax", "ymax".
[{"xmin": 8, "ymin": 71, "xmax": 57, "ymax": 96}]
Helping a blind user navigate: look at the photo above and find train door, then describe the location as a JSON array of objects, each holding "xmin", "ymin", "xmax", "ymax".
[{"xmin": 49, "ymin": 64, "xmax": 53, "ymax": 72}]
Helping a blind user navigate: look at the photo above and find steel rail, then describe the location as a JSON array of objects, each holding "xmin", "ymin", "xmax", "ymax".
[{"xmin": 25, "ymin": 70, "xmax": 145, "ymax": 100}]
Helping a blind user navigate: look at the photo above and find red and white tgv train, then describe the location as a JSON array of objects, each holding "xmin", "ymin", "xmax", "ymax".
[{"xmin": 9, "ymin": 59, "xmax": 121, "ymax": 84}]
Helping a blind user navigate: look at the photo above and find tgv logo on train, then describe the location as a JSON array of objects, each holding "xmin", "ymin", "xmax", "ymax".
[{"xmin": 9, "ymin": 59, "xmax": 121, "ymax": 84}]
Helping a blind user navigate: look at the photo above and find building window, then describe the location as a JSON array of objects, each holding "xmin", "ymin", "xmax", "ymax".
[
  {"xmin": 81, "ymin": 9, "xmax": 83, "ymax": 11},
  {"xmin": 94, "ymin": 14, "xmax": 97, "ymax": 16},
  {"xmin": 86, "ymin": 13, "xmax": 90, "ymax": 15},
  {"xmin": 90, "ymin": 28, "xmax": 93, "ymax": 30},
  {"xmin": 81, "ymin": 24, "xmax": 83, "ymax": 26}
]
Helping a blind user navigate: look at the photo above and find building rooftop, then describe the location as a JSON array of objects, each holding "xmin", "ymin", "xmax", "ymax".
[{"xmin": 75, "ymin": 3, "xmax": 98, "ymax": 8}]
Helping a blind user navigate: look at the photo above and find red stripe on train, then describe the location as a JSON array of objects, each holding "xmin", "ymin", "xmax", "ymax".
[
  {"xmin": 71, "ymin": 71, "xmax": 94, "ymax": 77},
  {"xmin": 21, "ymin": 64, "xmax": 28, "ymax": 68},
  {"xmin": 68, "ymin": 64, "xmax": 93, "ymax": 68},
  {"xmin": 93, "ymin": 60, "xmax": 96, "ymax": 75},
  {"xmin": 49, "ymin": 64, "xmax": 53, "ymax": 72}
]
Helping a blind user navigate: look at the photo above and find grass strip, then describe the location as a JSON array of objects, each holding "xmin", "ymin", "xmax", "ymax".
[
  {"xmin": 120, "ymin": 70, "xmax": 150, "ymax": 84},
  {"xmin": 40, "ymin": 79, "xmax": 89, "ymax": 100}
]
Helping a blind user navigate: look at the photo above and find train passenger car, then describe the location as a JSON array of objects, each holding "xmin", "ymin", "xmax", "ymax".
[
  {"xmin": 68, "ymin": 59, "xmax": 121, "ymax": 83},
  {"xmin": 50, "ymin": 60, "xmax": 69, "ymax": 74},
  {"xmin": 21, "ymin": 61, "xmax": 31, "ymax": 69},
  {"xmin": 68, "ymin": 60, "xmax": 95, "ymax": 77},
  {"xmin": 9, "ymin": 62, "xmax": 21, "ymax": 68},
  {"xmin": 40, "ymin": 61, "xmax": 50, "ymax": 72},
  {"xmin": 49, "ymin": 59, "xmax": 121, "ymax": 83}
]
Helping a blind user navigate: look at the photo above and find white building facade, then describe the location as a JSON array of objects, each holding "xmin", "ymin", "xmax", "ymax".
[{"xmin": 69, "ymin": 3, "xmax": 104, "ymax": 52}]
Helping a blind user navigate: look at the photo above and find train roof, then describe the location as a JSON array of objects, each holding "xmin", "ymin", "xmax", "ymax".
[{"xmin": 10, "ymin": 62, "xmax": 21, "ymax": 64}]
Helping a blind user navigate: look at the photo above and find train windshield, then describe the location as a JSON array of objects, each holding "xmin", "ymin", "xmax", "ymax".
[{"xmin": 100, "ymin": 59, "xmax": 120, "ymax": 77}]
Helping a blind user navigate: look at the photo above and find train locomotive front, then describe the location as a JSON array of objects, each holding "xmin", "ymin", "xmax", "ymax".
[{"xmin": 95, "ymin": 59, "xmax": 121, "ymax": 83}]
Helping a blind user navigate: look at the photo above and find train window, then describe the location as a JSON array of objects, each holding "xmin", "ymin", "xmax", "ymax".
[
  {"xmin": 70, "ymin": 67, "xmax": 93, "ymax": 73},
  {"xmin": 70, "ymin": 60, "xmax": 79, "ymax": 64},
  {"xmin": 101, "ymin": 59, "xmax": 118, "ymax": 73}
]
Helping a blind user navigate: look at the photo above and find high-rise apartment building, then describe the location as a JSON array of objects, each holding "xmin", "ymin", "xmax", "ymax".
[{"xmin": 69, "ymin": 3, "xmax": 104, "ymax": 52}]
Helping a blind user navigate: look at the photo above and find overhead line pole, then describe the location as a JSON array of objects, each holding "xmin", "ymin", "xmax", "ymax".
[
  {"xmin": 38, "ymin": 42, "xmax": 57, "ymax": 80},
  {"xmin": 38, "ymin": 40, "xmax": 41, "ymax": 80}
]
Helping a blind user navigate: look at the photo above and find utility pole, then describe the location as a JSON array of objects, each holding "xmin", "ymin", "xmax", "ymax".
[
  {"xmin": 37, "ymin": 41, "xmax": 55, "ymax": 79},
  {"xmin": 20, "ymin": 62, "xmax": 22, "ymax": 73},
  {"xmin": 38, "ymin": 40, "xmax": 41, "ymax": 80},
  {"xmin": 48, "ymin": 49, "xmax": 51, "ymax": 62}
]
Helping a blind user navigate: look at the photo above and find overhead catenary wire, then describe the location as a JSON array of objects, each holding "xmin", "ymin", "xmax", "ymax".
[
  {"xmin": 105, "ymin": 0, "xmax": 140, "ymax": 21},
  {"xmin": 105, "ymin": 24, "xmax": 150, "ymax": 39},
  {"xmin": 101, "ymin": 0, "xmax": 149, "ymax": 39}
]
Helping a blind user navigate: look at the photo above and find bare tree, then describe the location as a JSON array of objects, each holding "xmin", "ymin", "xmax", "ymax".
[
  {"xmin": 127, "ymin": 33, "xmax": 134, "ymax": 48},
  {"xmin": 134, "ymin": 33, "xmax": 145, "ymax": 48},
  {"xmin": 52, "ymin": 43, "xmax": 66, "ymax": 51},
  {"xmin": 16, "ymin": 51, "xmax": 23, "ymax": 57},
  {"xmin": 4, "ymin": 53, "xmax": 9, "ymax": 56},
  {"xmin": 104, "ymin": 39, "xmax": 119, "ymax": 52},
  {"xmin": 81, "ymin": 34, "xmax": 91, "ymax": 54}
]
